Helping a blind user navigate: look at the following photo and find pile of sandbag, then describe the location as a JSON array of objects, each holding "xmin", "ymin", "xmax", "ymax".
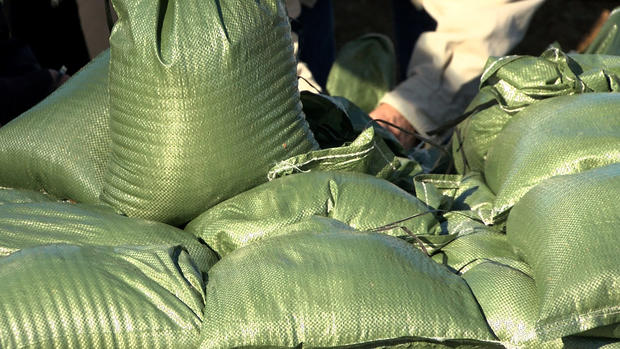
[{"xmin": 0, "ymin": 0, "xmax": 618, "ymax": 348}]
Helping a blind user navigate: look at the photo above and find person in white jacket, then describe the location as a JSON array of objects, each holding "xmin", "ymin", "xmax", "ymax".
[{"xmin": 288, "ymin": 0, "xmax": 545, "ymax": 148}]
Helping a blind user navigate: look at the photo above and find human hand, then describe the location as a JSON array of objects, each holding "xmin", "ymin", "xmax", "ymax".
[
  {"xmin": 369, "ymin": 103, "xmax": 417, "ymax": 149},
  {"xmin": 48, "ymin": 69, "xmax": 71, "ymax": 89}
]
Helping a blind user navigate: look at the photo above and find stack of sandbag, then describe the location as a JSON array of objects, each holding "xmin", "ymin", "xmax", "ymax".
[{"xmin": 0, "ymin": 0, "xmax": 618, "ymax": 347}]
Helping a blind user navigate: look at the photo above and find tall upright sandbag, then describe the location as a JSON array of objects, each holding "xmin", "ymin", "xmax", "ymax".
[
  {"xmin": 199, "ymin": 231, "xmax": 498, "ymax": 348},
  {"xmin": 0, "ymin": 245, "xmax": 205, "ymax": 348},
  {"xmin": 0, "ymin": 51, "xmax": 110, "ymax": 203},
  {"xmin": 452, "ymin": 48, "xmax": 620, "ymax": 174},
  {"xmin": 101, "ymin": 0, "xmax": 318, "ymax": 225},
  {"xmin": 185, "ymin": 171, "xmax": 436, "ymax": 257},
  {"xmin": 0, "ymin": 198, "xmax": 218, "ymax": 272},
  {"xmin": 507, "ymin": 164, "xmax": 620, "ymax": 340},
  {"xmin": 485, "ymin": 93, "xmax": 620, "ymax": 218}
]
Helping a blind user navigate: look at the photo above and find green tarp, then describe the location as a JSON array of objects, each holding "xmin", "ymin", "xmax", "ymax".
[{"xmin": 101, "ymin": 0, "xmax": 318, "ymax": 225}]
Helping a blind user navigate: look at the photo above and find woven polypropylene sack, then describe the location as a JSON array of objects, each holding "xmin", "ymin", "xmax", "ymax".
[
  {"xmin": 102, "ymin": 0, "xmax": 318, "ymax": 225},
  {"xmin": 0, "ymin": 245, "xmax": 205, "ymax": 348},
  {"xmin": 185, "ymin": 171, "xmax": 436, "ymax": 257},
  {"xmin": 507, "ymin": 164, "xmax": 620, "ymax": 340},
  {"xmin": 326, "ymin": 34, "xmax": 396, "ymax": 113},
  {"xmin": 452, "ymin": 49, "xmax": 620, "ymax": 174},
  {"xmin": 0, "ymin": 187, "xmax": 55, "ymax": 205},
  {"xmin": 485, "ymin": 93, "xmax": 620, "ymax": 218},
  {"xmin": 0, "ymin": 196, "xmax": 217, "ymax": 272},
  {"xmin": 200, "ymin": 231, "xmax": 498, "ymax": 348},
  {"xmin": 0, "ymin": 51, "xmax": 110, "ymax": 203},
  {"xmin": 585, "ymin": 7, "xmax": 620, "ymax": 55}
]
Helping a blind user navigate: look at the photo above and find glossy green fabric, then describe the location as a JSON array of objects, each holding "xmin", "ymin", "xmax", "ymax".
[
  {"xmin": 186, "ymin": 171, "xmax": 436, "ymax": 257},
  {"xmin": 507, "ymin": 164, "xmax": 620, "ymax": 340},
  {"xmin": 485, "ymin": 93, "xmax": 620, "ymax": 218},
  {"xmin": 200, "ymin": 231, "xmax": 498, "ymax": 348},
  {"xmin": 102, "ymin": 0, "xmax": 318, "ymax": 225},
  {"xmin": 585, "ymin": 7, "xmax": 620, "ymax": 55},
  {"xmin": 0, "ymin": 190, "xmax": 217, "ymax": 272},
  {"xmin": 452, "ymin": 49, "xmax": 620, "ymax": 174},
  {"xmin": 0, "ymin": 51, "xmax": 110, "ymax": 203},
  {"xmin": 326, "ymin": 34, "xmax": 396, "ymax": 113},
  {"xmin": 0, "ymin": 245, "xmax": 205, "ymax": 348},
  {"xmin": 0, "ymin": 187, "xmax": 55, "ymax": 204}
]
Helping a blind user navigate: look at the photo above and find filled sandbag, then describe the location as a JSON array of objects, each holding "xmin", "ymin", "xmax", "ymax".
[
  {"xmin": 0, "ymin": 51, "xmax": 110, "ymax": 203},
  {"xmin": 0, "ymin": 195, "xmax": 217, "ymax": 272},
  {"xmin": 326, "ymin": 34, "xmax": 396, "ymax": 113},
  {"xmin": 452, "ymin": 48, "xmax": 620, "ymax": 174},
  {"xmin": 0, "ymin": 245, "xmax": 205, "ymax": 348},
  {"xmin": 507, "ymin": 164, "xmax": 620, "ymax": 340},
  {"xmin": 485, "ymin": 93, "xmax": 620, "ymax": 218},
  {"xmin": 185, "ymin": 171, "xmax": 436, "ymax": 257},
  {"xmin": 101, "ymin": 0, "xmax": 318, "ymax": 225},
  {"xmin": 199, "ymin": 231, "xmax": 498, "ymax": 348}
]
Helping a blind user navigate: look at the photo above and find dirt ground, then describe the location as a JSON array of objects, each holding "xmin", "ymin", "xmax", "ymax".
[{"xmin": 333, "ymin": 0, "xmax": 619, "ymax": 55}]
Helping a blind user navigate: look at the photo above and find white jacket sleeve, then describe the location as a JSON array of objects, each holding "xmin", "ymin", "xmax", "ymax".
[{"xmin": 381, "ymin": 0, "xmax": 544, "ymax": 136}]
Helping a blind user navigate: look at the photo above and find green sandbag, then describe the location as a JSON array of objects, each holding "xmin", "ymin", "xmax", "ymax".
[
  {"xmin": 431, "ymin": 218, "xmax": 517, "ymax": 273},
  {"xmin": 507, "ymin": 164, "xmax": 620, "ymax": 340},
  {"xmin": 414, "ymin": 173, "xmax": 496, "ymax": 225},
  {"xmin": 463, "ymin": 259, "xmax": 618, "ymax": 348},
  {"xmin": 326, "ymin": 34, "xmax": 396, "ymax": 113},
  {"xmin": 102, "ymin": 0, "xmax": 318, "ymax": 225},
  {"xmin": 268, "ymin": 127, "xmax": 422, "ymax": 191},
  {"xmin": 0, "ymin": 198, "xmax": 217, "ymax": 272},
  {"xmin": 0, "ymin": 187, "xmax": 55, "ymax": 205},
  {"xmin": 186, "ymin": 171, "xmax": 436, "ymax": 257},
  {"xmin": 585, "ymin": 7, "xmax": 620, "ymax": 55},
  {"xmin": 452, "ymin": 48, "xmax": 620, "ymax": 174},
  {"xmin": 0, "ymin": 51, "xmax": 110, "ymax": 203},
  {"xmin": 0, "ymin": 245, "xmax": 204, "ymax": 348},
  {"xmin": 463, "ymin": 259, "xmax": 539, "ymax": 346},
  {"xmin": 200, "ymin": 231, "xmax": 498, "ymax": 348},
  {"xmin": 485, "ymin": 93, "xmax": 620, "ymax": 218}
]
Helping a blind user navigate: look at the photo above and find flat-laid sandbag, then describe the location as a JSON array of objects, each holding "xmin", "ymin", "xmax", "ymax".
[
  {"xmin": 186, "ymin": 171, "xmax": 436, "ymax": 257},
  {"xmin": 485, "ymin": 93, "xmax": 620, "ymax": 218},
  {"xmin": 0, "ymin": 245, "xmax": 205, "ymax": 348},
  {"xmin": 102, "ymin": 0, "xmax": 318, "ymax": 225},
  {"xmin": 0, "ymin": 200, "xmax": 217, "ymax": 272},
  {"xmin": 200, "ymin": 231, "xmax": 498, "ymax": 348},
  {"xmin": 507, "ymin": 164, "xmax": 620, "ymax": 340}
]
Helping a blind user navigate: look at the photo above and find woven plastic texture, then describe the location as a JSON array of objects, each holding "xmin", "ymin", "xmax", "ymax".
[
  {"xmin": 507, "ymin": 164, "xmax": 620, "ymax": 340},
  {"xmin": 199, "ymin": 231, "xmax": 498, "ymax": 348},
  {"xmin": 0, "ymin": 245, "xmax": 205, "ymax": 348},
  {"xmin": 326, "ymin": 34, "xmax": 396, "ymax": 113},
  {"xmin": 0, "ymin": 187, "xmax": 55, "ymax": 205},
  {"xmin": 268, "ymin": 127, "xmax": 421, "ymax": 186},
  {"xmin": 585, "ymin": 7, "xmax": 620, "ymax": 55},
  {"xmin": 414, "ymin": 173, "xmax": 496, "ymax": 225},
  {"xmin": 102, "ymin": 0, "xmax": 318, "ymax": 225},
  {"xmin": 452, "ymin": 48, "xmax": 620, "ymax": 174},
  {"xmin": 0, "ymin": 51, "xmax": 110, "ymax": 203},
  {"xmin": 485, "ymin": 93, "xmax": 620, "ymax": 218},
  {"xmin": 185, "ymin": 171, "xmax": 436, "ymax": 257},
  {"xmin": 0, "ymin": 197, "xmax": 217, "ymax": 272}
]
